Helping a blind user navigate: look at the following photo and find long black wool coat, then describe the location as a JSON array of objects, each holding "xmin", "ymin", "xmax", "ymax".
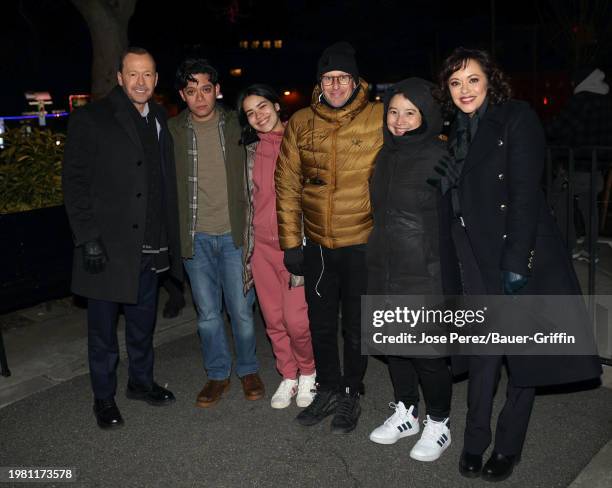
[
  {"xmin": 62, "ymin": 86, "xmax": 182, "ymax": 304},
  {"xmin": 440, "ymin": 100, "xmax": 602, "ymax": 386}
]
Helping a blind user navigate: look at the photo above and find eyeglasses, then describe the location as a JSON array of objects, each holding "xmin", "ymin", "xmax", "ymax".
[{"xmin": 320, "ymin": 74, "xmax": 353, "ymax": 86}]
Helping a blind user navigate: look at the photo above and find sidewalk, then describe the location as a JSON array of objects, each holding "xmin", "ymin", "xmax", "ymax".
[
  {"xmin": 1, "ymin": 282, "xmax": 611, "ymax": 487},
  {"xmin": 0, "ymin": 289, "xmax": 196, "ymax": 409}
]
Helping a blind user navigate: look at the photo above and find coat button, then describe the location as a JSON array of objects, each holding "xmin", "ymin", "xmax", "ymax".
[
  {"xmin": 136, "ymin": 192, "xmax": 142, "ymax": 198},
  {"xmin": 132, "ymin": 224, "xmax": 139, "ymax": 229},
  {"xmin": 137, "ymin": 161, "xmax": 142, "ymax": 166},
  {"xmin": 500, "ymin": 204, "xmax": 507, "ymax": 211},
  {"xmin": 498, "ymin": 173, "xmax": 504, "ymax": 180}
]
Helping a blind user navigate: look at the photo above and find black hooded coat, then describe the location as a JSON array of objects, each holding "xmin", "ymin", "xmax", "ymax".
[{"xmin": 367, "ymin": 78, "xmax": 448, "ymax": 295}]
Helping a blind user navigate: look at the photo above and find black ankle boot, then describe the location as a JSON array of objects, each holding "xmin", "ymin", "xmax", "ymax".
[
  {"xmin": 330, "ymin": 387, "xmax": 361, "ymax": 434},
  {"xmin": 295, "ymin": 388, "xmax": 337, "ymax": 426}
]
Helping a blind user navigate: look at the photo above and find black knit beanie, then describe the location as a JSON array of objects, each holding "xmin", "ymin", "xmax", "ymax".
[{"xmin": 317, "ymin": 41, "xmax": 359, "ymax": 82}]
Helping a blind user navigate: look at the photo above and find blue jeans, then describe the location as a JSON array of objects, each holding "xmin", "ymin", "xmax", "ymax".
[{"xmin": 184, "ymin": 232, "xmax": 259, "ymax": 380}]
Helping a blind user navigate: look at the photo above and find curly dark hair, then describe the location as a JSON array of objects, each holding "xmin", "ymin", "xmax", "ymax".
[
  {"xmin": 174, "ymin": 57, "xmax": 218, "ymax": 91},
  {"xmin": 434, "ymin": 47, "xmax": 512, "ymax": 117}
]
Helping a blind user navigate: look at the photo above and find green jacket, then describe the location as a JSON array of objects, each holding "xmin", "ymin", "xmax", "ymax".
[{"xmin": 168, "ymin": 106, "xmax": 247, "ymax": 258}]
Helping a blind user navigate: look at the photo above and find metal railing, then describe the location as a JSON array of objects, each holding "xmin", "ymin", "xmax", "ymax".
[
  {"xmin": 545, "ymin": 145, "xmax": 612, "ymax": 364},
  {"xmin": 0, "ymin": 330, "xmax": 10, "ymax": 377}
]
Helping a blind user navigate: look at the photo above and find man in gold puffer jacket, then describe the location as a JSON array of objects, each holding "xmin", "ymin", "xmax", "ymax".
[{"xmin": 275, "ymin": 41, "xmax": 383, "ymax": 434}]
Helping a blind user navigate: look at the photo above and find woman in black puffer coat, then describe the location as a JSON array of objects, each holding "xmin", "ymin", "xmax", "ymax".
[{"xmin": 367, "ymin": 78, "xmax": 452, "ymax": 463}]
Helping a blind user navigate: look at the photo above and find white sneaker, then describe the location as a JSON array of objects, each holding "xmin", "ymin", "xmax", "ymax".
[
  {"xmin": 270, "ymin": 378, "xmax": 298, "ymax": 409},
  {"xmin": 369, "ymin": 402, "xmax": 419, "ymax": 445},
  {"xmin": 409, "ymin": 416, "xmax": 451, "ymax": 462},
  {"xmin": 296, "ymin": 372, "xmax": 316, "ymax": 408}
]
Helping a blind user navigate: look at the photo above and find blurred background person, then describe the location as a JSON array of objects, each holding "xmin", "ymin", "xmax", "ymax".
[{"xmin": 546, "ymin": 66, "xmax": 612, "ymax": 263}]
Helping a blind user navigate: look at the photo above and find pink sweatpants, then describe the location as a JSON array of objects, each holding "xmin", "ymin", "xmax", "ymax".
[{"xmin": 251, "ymin": 238, "xmax": 315, "ymax": 379}]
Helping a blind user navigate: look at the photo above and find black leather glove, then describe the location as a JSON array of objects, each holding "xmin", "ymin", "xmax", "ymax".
[
  {"xmin": 502, "ymin": 271, "xmax": 528, "ymax": 295},
  {"xmin": 433, "ymin": 154, "xmax": 463, "ymax": 194},
  {"xmin": 82, "ymin": 238, "xmax": 108, "ymax": 274},
  {"xmin": 283, "ymin": 246, "xmax": 304, "ymax": 276}
]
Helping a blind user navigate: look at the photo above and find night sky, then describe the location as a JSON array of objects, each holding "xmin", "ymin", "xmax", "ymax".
[{"xmin": 0, "ymin": 0, "xmax": 607, "ymax": 116}]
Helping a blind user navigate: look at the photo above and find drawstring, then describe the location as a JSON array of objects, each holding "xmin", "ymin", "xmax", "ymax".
[{"xmin": 315, "ymin": 244, "xmax": 324, "ymax": 298}]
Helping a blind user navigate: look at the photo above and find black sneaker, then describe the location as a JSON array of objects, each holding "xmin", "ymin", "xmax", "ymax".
[
  {"xmin": 295, "ymin": 388, "xmax": 337, "ymax": 426},
  {"xmin": 330, "ymin": 387, "xmax": 361, "ymax": 434}
]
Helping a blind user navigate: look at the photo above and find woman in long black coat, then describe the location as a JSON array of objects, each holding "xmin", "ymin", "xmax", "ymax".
[
  {"xmin": 367, "ymin": 78, "xmax": 452, "ymax": 463},
  {"xmin": 435, "ymin": 47, "xmax": 602, "ymax": 481}
]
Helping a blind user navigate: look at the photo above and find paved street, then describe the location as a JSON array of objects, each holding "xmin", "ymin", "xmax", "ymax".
[{"xmin": 1, "ymin": 286, "xmax": 611, "ymax": 487}]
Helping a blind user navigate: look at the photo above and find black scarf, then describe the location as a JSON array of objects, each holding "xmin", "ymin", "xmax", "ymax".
[
  {"xmin": 128, "ymin": 102, "xmax": 169, "ymax": 271},
  {"xmin": 453, "ymin": 97, "xmax": 488, "ymax": 162},
  {"xmin": 442, "ymin": 97, "xmax": 489, "ymax": 195}
]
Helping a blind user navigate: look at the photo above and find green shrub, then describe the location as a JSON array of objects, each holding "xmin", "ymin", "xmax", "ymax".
[{"xmin": 0, "ymin": 126, "xmax": 65, "ymax": 213}]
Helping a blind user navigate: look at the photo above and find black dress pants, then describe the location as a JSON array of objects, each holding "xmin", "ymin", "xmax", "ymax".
[
  {"xmin": 464, "ymin": 355, "xmax": 535, "ymax": 456},
  {"xmin": 87, "ymin": 255, "xmax": 159, "ymax": 400},
  {"xmin": 303, "ymin": 240, "xmax": 368, "ymax": 392},
  {"xmin": 388, "ymin": 356, "xmax": 452, "ymax": 419},
  {"xmin": 451, "ymin": 221, "xmax": 535, "ymax": 456}
]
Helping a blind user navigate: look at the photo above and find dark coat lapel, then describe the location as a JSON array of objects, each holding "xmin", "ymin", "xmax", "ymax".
[
  {"xmin": 154, "ymin": 107, "xmax": 171, "ymax": 180},
  {"xmin": 109, "ymin": 87, "xmax": 145, "ymax": 161},
  {"xmin": 460, "ymin": 104, "xmax": 505, "ymax": 178}
]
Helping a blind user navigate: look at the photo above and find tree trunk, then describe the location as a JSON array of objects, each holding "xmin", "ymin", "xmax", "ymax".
[{"xmin": 70, "ymin": 0, "xmax": 137, "ymax": 100}]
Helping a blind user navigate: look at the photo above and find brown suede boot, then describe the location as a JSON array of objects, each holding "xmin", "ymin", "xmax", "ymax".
[
  {"xmin": 240, "ymin": 373, "xmax": 265, "ymax": 401},
  {"xmin": 195, "ymin": 379, "xmax": 230, "ymax": 408}
]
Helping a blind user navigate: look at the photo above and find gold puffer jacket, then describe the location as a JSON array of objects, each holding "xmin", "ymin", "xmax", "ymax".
[{"xmin": 275, "ymin": 79, "xmax": 383, "ymax": 249}]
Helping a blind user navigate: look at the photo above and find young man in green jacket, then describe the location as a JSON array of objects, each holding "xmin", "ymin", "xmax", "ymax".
[{"xmin": 168, "ymin": 58, "xmax": 264, "ymax": 408}]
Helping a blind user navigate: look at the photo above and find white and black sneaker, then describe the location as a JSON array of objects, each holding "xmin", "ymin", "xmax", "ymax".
[
  {"xmin": 369, "ymin": 402, "xmax": 419, "ymax": 445},
  {"xmin": 409, "ymin": 416, "xmax": 451, "ymax": 462}
]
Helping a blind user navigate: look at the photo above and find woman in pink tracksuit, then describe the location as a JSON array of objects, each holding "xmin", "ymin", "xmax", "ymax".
[{"xmin": 238, "ymin": 84, "xmax": 316, "ymax": 409}]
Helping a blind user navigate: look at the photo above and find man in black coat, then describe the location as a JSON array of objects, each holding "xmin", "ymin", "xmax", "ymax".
[{"xmin": 63, "ymin": 47, "xmax": 183, "ymax": 429}]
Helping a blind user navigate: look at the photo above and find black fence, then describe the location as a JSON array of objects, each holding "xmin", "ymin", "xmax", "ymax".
[
  {"xmin": 0, "ymin": 205, "xmax": 73, "ymax": 315},
  {"xmin": 545, "ymin": 146, "xmax": 612, "ymax": 365}
]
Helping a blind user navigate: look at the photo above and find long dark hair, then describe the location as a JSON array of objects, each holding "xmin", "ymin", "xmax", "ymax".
[
  {"xmin": 237, "ymin": 84, "xmax": 283, "ymax": 145},
  {"xmin": 434, "ymin": 47, "xmax": 512, "ymax": 118}
]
